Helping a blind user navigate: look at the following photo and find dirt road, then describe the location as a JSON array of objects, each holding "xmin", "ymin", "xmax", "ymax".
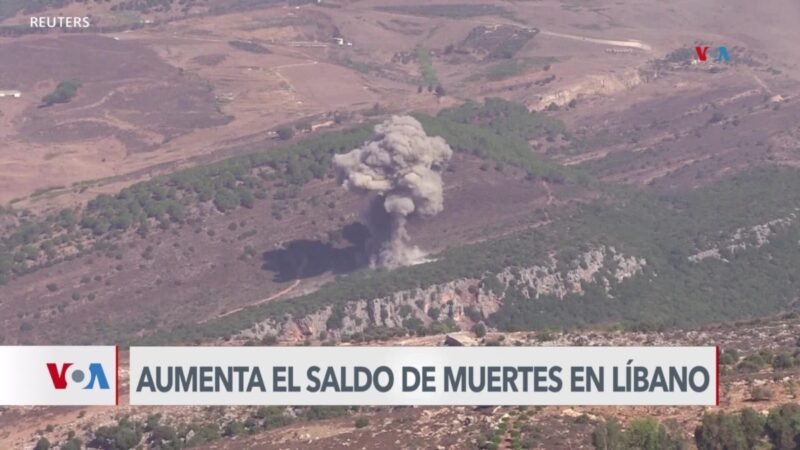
[{"xmin": 539, "ymin": 30, "xmax": 652, "ymax": 51}]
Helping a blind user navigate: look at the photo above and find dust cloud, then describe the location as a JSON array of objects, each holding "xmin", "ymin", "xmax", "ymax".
[{"xmin": 333, "ymin": 115, "xmax": 453, "ymax": 268}]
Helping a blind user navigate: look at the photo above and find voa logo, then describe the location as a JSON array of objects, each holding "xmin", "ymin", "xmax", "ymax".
[
  {"xmin": 695, "ymin": 45, "xmax": 730, "ymax": 63},
  {"xmin": 47, "ymin": 362, "xmax": 110, "ymax": 390}
]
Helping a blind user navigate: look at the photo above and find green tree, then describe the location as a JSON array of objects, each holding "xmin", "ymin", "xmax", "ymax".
[
  {"xmin": 765, "ymin": 404, "xmax": 800, "ymax": 450},
  {"xmin": 34, "ymin": 437, "xmax": 50, "ymax": 450},
  {"xmin": 772, "ymin": 352, "xmax": 795, "ymax": 370},
  {"xmin": 719, "ymin": 349, "xmax": 739, "ymax": 365},
  {"xmin": 473, "ymin": 321, "xmax": 487, "ymax": 338},
  {"xmin": 213, "ymin": 188, "xmax": 239, "ymax": 213},
  {"xmin": 0, "ymin": 250, "xmax": 12, "ymax": 284},
  {"xmin": 276, "ymin": 126, "xmax": 295, "ymax": 140},
  {"xmin": 740, "ymin": 408, "xmax": 766, "ymax": 448},
  {"xmin": 592, "ymin": 417, "xmax": 624, "ymax": 450},
  {"xmin": 625, "ymin": 418, "xmax": 684, "ymax": 450},
  {"xmin": 695, "ymin": 411, "xmax": 748, "ymax": 450},
  {"xmin": 402, "ymin": 316, "xmax": 423, "ymax": 332},
  {"xmin": 90, "ymin": 417, "xmax": 142, "ymax": 450},
  {"xmin": 223, "ymin": 420, "xmax": 246, "ymax": 437},
  {"xmin": 237, "ymin": 187, "xmax": 255, "ymax": 209}
]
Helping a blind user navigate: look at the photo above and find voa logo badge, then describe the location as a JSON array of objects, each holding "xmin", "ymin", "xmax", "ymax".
[
  {"xmin": 695, "ymin": 45, "xmax": 730, "ymax": 63},
  {"xmin": 47, "ymin": 362, "xmax": 110, "ymax": 390}
]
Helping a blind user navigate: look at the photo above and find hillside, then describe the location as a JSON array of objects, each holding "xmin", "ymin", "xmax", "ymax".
[
  {"xmin": 138, "ymin": 167, "xmax": 800, "ymax": 345},
  {"xmin": 3, "ymin": 313, "xmax": 799, "ymax": 449}
]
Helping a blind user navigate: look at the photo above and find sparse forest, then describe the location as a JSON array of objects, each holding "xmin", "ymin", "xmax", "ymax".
[
  {"xmin": 0, "ymin": 99, "xmax": 570, "ymax": 284},
  {"xmin": 138, "ymin": 167, "xmax": 800, "ymax": 344}
]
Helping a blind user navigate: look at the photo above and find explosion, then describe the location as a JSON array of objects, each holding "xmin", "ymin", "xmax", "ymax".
[{"xmin": 333, "ymin": 115, "xmax": 453, "ymax": 268}]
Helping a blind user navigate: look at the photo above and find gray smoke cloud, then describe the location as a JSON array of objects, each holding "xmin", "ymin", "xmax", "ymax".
[{"xmin": 333, "ymin": 115, "xmax": 453, "ymax": 268}]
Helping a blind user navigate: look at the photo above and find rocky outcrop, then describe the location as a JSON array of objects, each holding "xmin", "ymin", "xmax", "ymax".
[
  {"xmin": 689, "ymin": 212, "xmax": 798, "ymax": 262},
  {"xmin": 240, "ymin": 246, "xmax": 646, "ymax": 341},
  {"xmin": 497, "ymin": 246, "xmax": 645, "ymax": 299},
  {"xmin": 241, "ymin": 278, "xmax": 501, "ymax": 342},
  {"xmin": 534, "ymin": 69, "xmax": 643, "ymax": 109}
]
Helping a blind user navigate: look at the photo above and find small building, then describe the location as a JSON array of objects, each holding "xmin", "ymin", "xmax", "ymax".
[{"xmin": 0, "ymin": 90, "xmax": 21, "ymax": 98}]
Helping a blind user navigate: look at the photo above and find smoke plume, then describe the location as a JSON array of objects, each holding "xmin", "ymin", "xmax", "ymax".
[{"xmin": 333, "ymin": 115, "xmax": 453, "ymax": 268}]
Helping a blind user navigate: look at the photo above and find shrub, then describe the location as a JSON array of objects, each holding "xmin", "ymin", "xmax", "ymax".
[
  {"xmin": 34, "ymin": 438, "xmax": 50, "ymax": 450},
  {"xmin": 90, "ymin": 418, "xmax": 142, "ymax": 450},
  {"xmin": 592, "ymin": 417, "xmax": 623, "ymax": 450},
  {"xmin": 772, "ymin": 352, "xmax": 795, "ymax": 370},
  {"xmin": 739, "ymin": 408, "xmax": 766, "ymax": 449},
  {"xmin": 750, "ymin": 385, "xmax": 773, "ymax": 401},
  {"xmin": 695, "ymin": 411, "xmax": 749, "ymax": 450},
  {"xmin": 61, "ymin": 438, "xmax": 82, "ymax": 450},
  {"xmin": 622, "ymin": 418, "xmax": 686, "ymax": 449},
  {"xmin": 473, "ymin": 322, "xmax": 487, "ymax": 338},
  {"xmin": 398, "ymin": 304, "xmax": 413, "ymax": 318},
  {"xmin": 276, "ymin": 126, "xmax": 295, "ymax": 140},
  {"xmin": 354, "ymin": 417, "xmax": 369, "ymax": 428},
  {"xmin": 42, "ymin": 80, "xmax": 81, "ymax": 106},
  {"xmin": 403, "ymin": 316, "xmax": 424, "ymax": 332},
  {"xmin": 223, "ymin": 421, "xmax": 246, "ymax": 437},
  {"xmin": 765, "ymin": 404, "xmax": 800, "ymax": 450},
  {"xmin": 719, "ymin": 349, "xmax": 739, "ymax": 365}
]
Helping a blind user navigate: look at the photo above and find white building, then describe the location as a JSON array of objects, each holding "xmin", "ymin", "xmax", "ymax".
[{"xmin": 0, "ymin": 90, "xmax": 21, "ymax": 98}]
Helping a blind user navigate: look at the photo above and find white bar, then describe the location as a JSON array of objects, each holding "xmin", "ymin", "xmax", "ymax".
[
  {"xmin": 0, "ymin": 346, "xmax": 117, "ymax": 405},
  {"xmin": 130, "ymin": 346, "xmax": 717, "ymax": 406}
]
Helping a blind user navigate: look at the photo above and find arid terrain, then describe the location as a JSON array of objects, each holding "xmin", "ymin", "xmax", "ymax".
[
  {"xmin": 1, "ymin": 0, "xmax": 800, "ymax": 448},
  {"xmin": 2, "ymin": 313, "xmax": 799, "ymax": 449}
]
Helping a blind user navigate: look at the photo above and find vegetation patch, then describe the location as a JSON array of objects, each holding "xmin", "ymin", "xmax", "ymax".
[
  {"xmin": 415, "ymin": 98, "xmax": 576, "ymax": 183},
  {"xmin": 0, "ymin": 0, "xmax": 69, "ymax": 20},
  {"xmin": 469, "ymin": 57, "xmax": 557, "ymax": 82},
  {"xmin": 0, "ymin": 99, "xmax": 570, "ymax": 287},
  {"xmin": 42, "ymin": 79, "xmax": 81, "ymax": 106},
  {"xmin": 228, "ymin": 40, "xmax": 271, "ymax": 54},
  {"xmin": 415, "ymin": 45, "xmax": 439, "ymax": 88}
]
